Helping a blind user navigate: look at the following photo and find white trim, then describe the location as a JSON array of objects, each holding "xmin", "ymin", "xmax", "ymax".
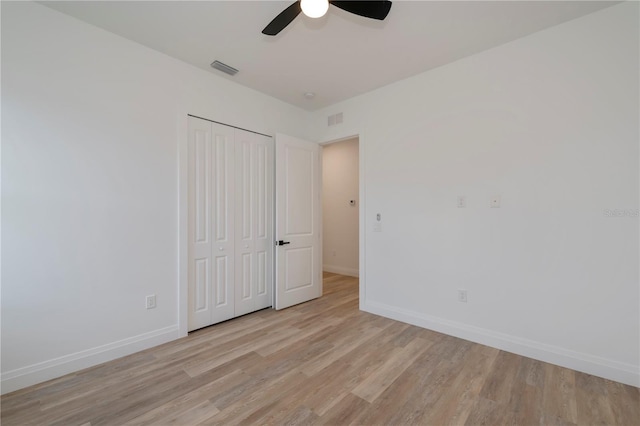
[
  {"xmin": 323, "ymin": 264, "xmax": 359, "ymax": 277},
  {"xmin": 177, "ymin": 111, "xmax": 189, "ymax": 338},
  {"xmin": 318, "ymin": 146, "xmax": 324, "ymax": 299},
  {"xmin": 363, "ymin": 300, "xmax": 640, "ymax": 388},
  {"xmin": 358, "ymin": 131, "xmax": 366, "ymax": 310},
  {"xmin": 1, "ymin": 325, "xmax": 181, "ymax": 395}
]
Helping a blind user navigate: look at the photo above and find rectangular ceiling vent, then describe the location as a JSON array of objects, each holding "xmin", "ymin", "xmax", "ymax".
[{"xmin": 210, "ymin": 60, "xmax": 239, "ymax": 76}]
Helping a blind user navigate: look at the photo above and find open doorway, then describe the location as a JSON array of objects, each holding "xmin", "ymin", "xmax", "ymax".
[{"xmin": 321, "ymin": 137, "xmax": 360, "ymax": 300}]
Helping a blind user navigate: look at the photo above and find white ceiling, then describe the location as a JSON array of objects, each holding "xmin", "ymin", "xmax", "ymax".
[{"xmin": 42, "ymin": 1, "xmax": 617, "ymax": 111}]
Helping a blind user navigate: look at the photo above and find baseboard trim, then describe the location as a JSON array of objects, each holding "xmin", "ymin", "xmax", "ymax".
[
  {"xmin": 363, "ymin": 300, "xmax": 639, "ymax": 387},
  {"xmin": 1, "ymin": 325, "xmax": 182, "ymax": 395},
  {"xmin": 323, "ymin": 264, "xmax": 359, "ymax": 277}
]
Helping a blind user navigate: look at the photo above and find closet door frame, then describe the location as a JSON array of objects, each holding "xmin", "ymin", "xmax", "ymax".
[{"xmin": 184, "ymin": 114, "xmax": 275, "ymax": 337}]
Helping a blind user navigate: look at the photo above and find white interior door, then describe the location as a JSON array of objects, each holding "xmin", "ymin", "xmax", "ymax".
[
  {"xmin": 188, "ymin": 117, "xmax": 235, "ymax": 331},
  {"xmin": 234, "ymin": 129, "xmax": 273, "ymax": 316},
  {"xmin": 275, "ymin": 133, "xmax": 322, "ymax": 310}
]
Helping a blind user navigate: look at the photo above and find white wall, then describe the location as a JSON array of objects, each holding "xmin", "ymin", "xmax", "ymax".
[
  {"xmin": 322, "ymin": 138, "xmax": 359, "ymax": 277},
  {"xmin": 313, "ymin": 2, "xmax": 639, "ymax": 386},
  {"xmin": 1, "ymin": 1, "xmax": 312, "ymax": 393}
]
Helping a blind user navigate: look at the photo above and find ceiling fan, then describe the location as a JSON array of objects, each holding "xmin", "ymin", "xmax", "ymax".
[{"xmin": 262, "ymin": 0, "xmax": 392, "ymax": 36}]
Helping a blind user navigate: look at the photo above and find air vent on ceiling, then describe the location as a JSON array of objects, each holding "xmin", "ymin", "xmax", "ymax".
[{"xmin": 210, "ymin": 60, "xmax": 239, "ymax": 76}]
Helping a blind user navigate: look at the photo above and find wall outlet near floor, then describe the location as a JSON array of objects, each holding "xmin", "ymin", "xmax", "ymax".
[
  {"xmin": 457, "ymin": 289, "xmax": 468, "ymax": 303},
  {"xmin": 146, "ymin": 295, "xmax": 157, "ymax": 309}
]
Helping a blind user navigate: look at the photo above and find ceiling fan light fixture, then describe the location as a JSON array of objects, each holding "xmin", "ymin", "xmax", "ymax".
[
  {"xmin": 262, "ymin": 0, "xmax": 391, "ymax": 36},
  {"xmin": 301, "ymin": 0, "xmax": 329, "ymax": 18}
]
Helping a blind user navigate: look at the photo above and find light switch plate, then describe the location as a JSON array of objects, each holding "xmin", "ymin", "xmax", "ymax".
[{"xmin": 490, "ymin": 195, "xmax": 501, "ymax": 208}]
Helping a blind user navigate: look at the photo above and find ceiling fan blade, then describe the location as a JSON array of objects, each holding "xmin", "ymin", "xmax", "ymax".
[
  {"xmin": 330, "ymin": 1, "xmax": 392, "ymax": 20},
  {"xmin": 262, "ymin": 1, "xmax": 302, "ymax": 36}
]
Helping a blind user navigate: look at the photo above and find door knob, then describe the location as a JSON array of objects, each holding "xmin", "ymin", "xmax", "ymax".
[{"xmin": 277, "ymin": 240, "xmax": 291, "ymax": 246}]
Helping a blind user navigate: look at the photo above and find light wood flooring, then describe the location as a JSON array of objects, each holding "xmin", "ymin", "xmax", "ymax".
[{"xmin": 2, "ymin": 273, "xmax": 638, "ymax": 425}]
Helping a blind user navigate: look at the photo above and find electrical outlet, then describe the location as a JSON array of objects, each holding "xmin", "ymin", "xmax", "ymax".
[
  {"xmin": 457, "ymin": 196, "xmax": 466, "ymax": 208},
  {"xmin": 457, "ymin": 290, "xmax": 468, "ymax": 303},
  {"xmin": 146, "ymin": 295, "xmax": 156, "ymax": 309}
]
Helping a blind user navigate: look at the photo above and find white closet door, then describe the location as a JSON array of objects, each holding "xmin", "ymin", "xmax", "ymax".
[
  {"xmin": 188, "ymin": 117, "xmax": 235, "ymax": 331},
  {"xmin": 210, "ymin": 123, "xmax": 236, "ymax": 325},
  {"xmin": 235, "ymin": 129, "xmax": 273, "ymax": 316},
  {"xmin": 188, "ymin": 117, "xmax": 213, "ymax": 330}
]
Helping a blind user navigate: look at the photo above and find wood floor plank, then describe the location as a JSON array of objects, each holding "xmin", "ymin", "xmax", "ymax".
[
  {"xmin": 606, "ymin": 379, "xmax": 640, "ymax": 425},
  {"xmin": 207, "ymin": 370, "xmax": 309, "ymax": 425},
  {"xmin": 354, "ymin": 341, "xmax": 451, "ymax": 425},
  {"xmin": 575, "ymin": 372, "xmax": 616, "ymax": 425},
  {"xmin": 388, "ymin": 338, "xmax": 492, "ymax": 425},
  {"xmin": 351, "ymin": 337, "xmax": 432, "ymax": 403},
  {"xmin": 298, "ymin": 321, "xmax": 387, "ymax": 377},
  {"xmin": 261, "ymin": 328, "xmax": 401, "ymax": 419},
  {"xmin": 479, "ymin": 350, "xmax": 523, "ymax": 403},
  {"xmin": 123, "ymin": 369, "xmax": 247, "ymax": 425},
  {"xmin": 420, "ymin": 343, "xmax": 500, "ymax": 425},
  {"xmin": 242, "ymin": 359, "xmax": 354, "ymax": 423},
  {"xmin": 272, "ymin": 404, "xmax": 319, "ymax": 426},
  {"xmin": 542, "ymin": 362, "xmax": 579, "ymax": 424},
  {"xmin": 316, "ymin": 392, "xmax": 370, "ymax": 425},
  {"xmin": 300, "ymin": 335, "xmax": 409, "ymax": 416},
  {"xmin": 24, "ymin": 353, "xmax": 158, "ymax": 412},
  {"xmin": 51, "ymin": 368, "xmax": 192, "ymax": 426},
  {"xmin": 182, "ymin": 326, "xmax": 301, "ymax": 377},
  {"xmin": 150, "ymin": 314, "xmax": 266, "ymax": 358},
  {"xmin": 166, "ymin": 400, "xmax": 220, "ymax": 425},
  {"xmin": 502, "ymin": 357, "xmax": 545, "ymax": 425},
  {"xmin": 2, "ymin": 273, "xmax": 638, "ymax": 426},
  {"xmin": 465, "ymin": 397, "xmax": 508, "ymax": 426},
  {"xmin": 241, "ymin": 327, "xmax": 337, "ymax": 378},
  {"xmin": 255, "ymin": 317, "xmax": 342, "ymax": 357}
]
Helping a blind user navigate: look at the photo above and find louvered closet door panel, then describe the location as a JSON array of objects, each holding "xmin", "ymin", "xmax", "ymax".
[
  {"xmin": 235, "ymin": 129, "xmax": 273, "ymax": 316},
  {"xmin": 210, "ymin": 123, "xmax": 236, "ymax": 324},
  {"xmin": 188, "ymin": 117, "xmax": 213, "ymax": 331}
]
